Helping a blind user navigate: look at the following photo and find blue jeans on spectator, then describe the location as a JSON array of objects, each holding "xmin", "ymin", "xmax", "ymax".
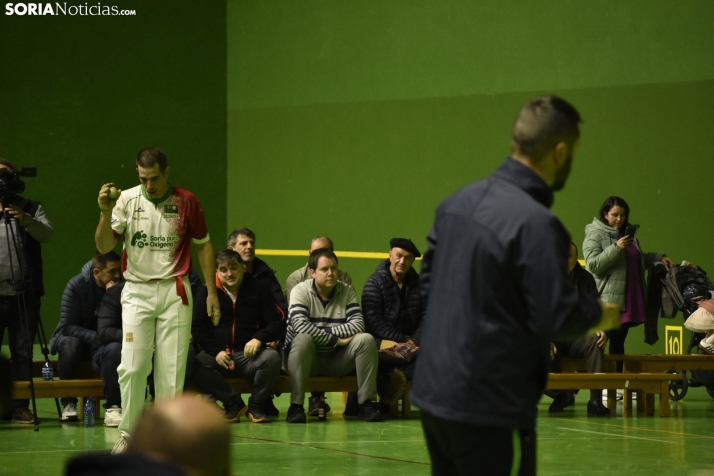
[
  {"xmin": 57, "ymin": 336, "xmax": 91, "ymax": 406},
  {"xmin": 92, "ymin": 342, "xmax": 122, "ymax": 408}
]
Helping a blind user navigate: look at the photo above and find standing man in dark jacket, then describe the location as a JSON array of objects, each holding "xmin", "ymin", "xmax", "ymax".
[
  {"xmin": 0, "ymin": 158, "xmax": 54, "ymax": 424},
  {"xmin": 49, "ymin": 251, "xmax": 121, "ymax": 421},
  {"xmin": 548, "ymin": 241, "xmax": 610, "ymax": 416},
  {"xmin": 411, "ymin": 96, "xmax": 621, "ymax": 475},
  {"xmin": 189, "ymin": 249, "xmax": 285, "ymax": 423}
]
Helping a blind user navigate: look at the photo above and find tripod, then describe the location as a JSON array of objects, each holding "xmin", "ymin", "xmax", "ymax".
[{"xmin": 1, "ymin": 202, "xmax": 59, "ymax": 431}]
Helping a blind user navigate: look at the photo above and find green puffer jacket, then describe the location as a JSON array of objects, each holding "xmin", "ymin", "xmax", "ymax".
[{"xmin": 582, "ymin": 218, "xmax": 664, "ymax": 310}]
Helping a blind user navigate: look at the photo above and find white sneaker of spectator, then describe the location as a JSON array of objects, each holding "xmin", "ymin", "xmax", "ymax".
[
  {"xmin": 61, "ymin": 402, "xmax": 78, "ymax": 422},
  {"xmin": 104, "ymin": 406, "xmax": 122, "ymax": 427}
]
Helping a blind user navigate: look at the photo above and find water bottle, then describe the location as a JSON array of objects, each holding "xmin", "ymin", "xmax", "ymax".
[
  {"xmin": 41, "ymin": 360, "xmax": 53, "ymax": 381},
  {"xmin": 84, "ymin": 398, "xmax": 95, "ymax": 427}
]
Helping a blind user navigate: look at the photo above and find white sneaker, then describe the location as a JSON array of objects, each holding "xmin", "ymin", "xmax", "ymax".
[
  {"xmin": 104, "ymin": 406, "xmax": 122, "ymax": 427},
  {"xmin": 61, "ymin": 402, "xmax": 78, "ymax": 422},
  {"xmin": 111, "ymin": 434, "xmax": 129, "ymax": 454}
]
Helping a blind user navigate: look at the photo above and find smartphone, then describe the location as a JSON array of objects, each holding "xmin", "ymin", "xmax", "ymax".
[{"xmin": 624, "ymin": 225, "xmax": 638, "ymax": 238}]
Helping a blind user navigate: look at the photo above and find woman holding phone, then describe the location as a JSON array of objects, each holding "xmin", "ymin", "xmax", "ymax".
[{"xmin": 583, "ymin": 196, "xmax": 674, "ymax": 370}]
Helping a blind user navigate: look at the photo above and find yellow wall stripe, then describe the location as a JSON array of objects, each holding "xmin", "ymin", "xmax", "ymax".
[
  {"xmin": 256, "ymin": 249, "xmax": 390, "ymax": 259},
  {"xmin": 256, "ymin": 249, "xmax": 584, "ymax": 264}
]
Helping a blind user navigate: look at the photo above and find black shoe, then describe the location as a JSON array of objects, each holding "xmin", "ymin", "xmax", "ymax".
[
  {"xmin": 224, "ymin": 396, "xmax": 248, "ymax": 423},
  {"xmin": 587, "ymin": 399, "xmax": 611, "ymax": 416},
  {"xmin": 264, "ymin": 396, "xmax": 280, "ymax": 417},
  {"xmin": 247, "ymin": 397, "xmax": 270, "ymax": 423},
  {"xmin": 548, "ymin": 392, "xmax": 575, "ymax": 413},
  {"xmin": 377, "ymin": 368, "xmax": 407, "ymax": 405},
  {"xmin": 343, "ymin": 392, "xmax": 359, "ymax": 417},
  {"xmin": 358, "ymin": 401, "xmax": 385, "ymax": 422},
  {"xmin": 286, "ymin": 404, "xmax": 306, "ymax": 423},
  {"xmin": 308, "ymin": 396, "xmax": 331, "ymax": 416}
]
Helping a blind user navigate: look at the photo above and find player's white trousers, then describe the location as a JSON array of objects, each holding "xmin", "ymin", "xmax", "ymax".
[{"xmin": 117, "ymin": 277, "xmax": 192, "ymax": 433}]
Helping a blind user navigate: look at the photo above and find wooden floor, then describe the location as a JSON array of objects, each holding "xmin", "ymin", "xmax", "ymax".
[{"xmin": 2, "ymin": 386, "xmax": 714, "ymax": 475}]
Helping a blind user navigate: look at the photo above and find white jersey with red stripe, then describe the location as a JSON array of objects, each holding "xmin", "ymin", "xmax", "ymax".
[{"xmin": 110, "ymin": 184, "xmax": 209, "ymax": 282}]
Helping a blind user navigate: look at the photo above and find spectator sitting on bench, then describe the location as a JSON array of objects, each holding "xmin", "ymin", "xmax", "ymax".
[
  {"xmin": 362, "ymin": 238, "xmax": 424, "ymax": 407},
  {"xmin": 284, "ymin": 248, "xmax": 383, "ymax": 423},
  {"xmin": 228, "ymin": 227, "xmax": 287, "ymax": 319},
  {"xmin": 547, "ymin": 241, "xmax": 611, "ymax": 416},
  {"xmin": 284, "ymin": 235, "xmax": 353, "ymax": 417},
  {"xmin": 90, "ymin": 279, "xmax": 125, "ymax": 427},
  {"xmin": 49, "ymin": 250, "xmax": 121, "ymax": 422},
  {"xmin": 188, "ymin": 249, "xmax": 285, "ymax": 423}
]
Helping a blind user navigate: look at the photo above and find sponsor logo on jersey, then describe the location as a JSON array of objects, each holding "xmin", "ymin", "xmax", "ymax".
[
  {"xmin": 163, "ymin": 204, "xmax": 179, "ymax": 219},
  {"xmin": 130, "ymin": 230, "xmax": 179, "ymax": 250},
  {"xmin": 132, "ymin": 207, "xmax": 149, "ymax": 221}
]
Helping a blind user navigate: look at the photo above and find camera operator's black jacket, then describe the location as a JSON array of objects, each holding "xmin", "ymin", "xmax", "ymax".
[{"xmin": 4, "ymin": 196, "xmax": 52, "ymax": 297}]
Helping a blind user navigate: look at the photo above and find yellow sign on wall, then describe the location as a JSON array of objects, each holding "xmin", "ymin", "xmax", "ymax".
[{"xmin": 665, "ymin": 326, "xmax": 683, "ymax": 355}]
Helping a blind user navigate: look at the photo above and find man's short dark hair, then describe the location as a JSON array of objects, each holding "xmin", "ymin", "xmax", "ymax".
[
  {"xmin": 92, "ymin": 250, "xmax": 121, "ymax": 271},
  {"xmin": 511, "ymin": 96, "xmax": 582, "ymax": 162},
  {"xmin": 227, "ymin": 227, "xmax": 256, "ymax": 248},
  {"xmin": 215, "ymin": 248, "xmax": 244, "ymax": 267},
  {"xmin": 0, "ymin": 158, "xmax": 16, "ymax": 170},
  {"xmin": 308, "ymin": 248, "xmax": 338, "ymax": 271},
  {"xmin": 311, "ymin": 236, "xmax": 334, "ymax": 251},
  {"xmin": 136, "ymin": 147, "xmax": 168, "ymax": 173}
]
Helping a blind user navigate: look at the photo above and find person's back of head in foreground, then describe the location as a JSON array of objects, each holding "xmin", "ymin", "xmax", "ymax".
[{"xmin": 128, "ymin": 394, "xmax": 231, "ymax": 476}]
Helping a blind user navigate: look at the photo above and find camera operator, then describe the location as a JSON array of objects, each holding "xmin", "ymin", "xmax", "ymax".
[{"xmin": 0, "ymin": 158, "xmax": 53, "ymax": 424}]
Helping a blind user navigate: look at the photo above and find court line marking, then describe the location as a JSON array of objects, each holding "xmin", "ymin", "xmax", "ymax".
[
  {"xmin": 556, "ymin": 427, "xmax": 674, "ymax": 444},
  {"xmin": 231, "ymin": 439, "xmax": 426, "ymax": 445},
  {"xmin": 546, "ymin": 416, "xmax": 714, "ymax": 439},
  {"xmin": 231, "ymin": 434, "xmax": 430, "ymax": 465}
]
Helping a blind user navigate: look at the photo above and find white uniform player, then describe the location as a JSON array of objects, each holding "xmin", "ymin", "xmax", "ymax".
[{"xmin": 95, "ymin": 148, "xmax": 220, "ymax": 454}]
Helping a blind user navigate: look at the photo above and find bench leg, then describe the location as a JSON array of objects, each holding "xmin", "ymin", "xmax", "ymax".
[
  {"xmin": 623, "ymin": 389, "xmax": 633, "ymax": 411},
  {"xmin": 636, "ymin": 390, "xmax": 645, "ymax": 414},
  {"xmin": 401, "ymin": 382, "xmax": 411, "ymax": 418},
  {"xmin": 607, "ymin": 389, "xmax": 617, "ymax": 413},
  {"xmin": 659, "ymin": 382, "xmax": 670, "ymax": 417},
  {"xmin": 645, "ymin": 393, "xmax": 655, "ymax": 417}
]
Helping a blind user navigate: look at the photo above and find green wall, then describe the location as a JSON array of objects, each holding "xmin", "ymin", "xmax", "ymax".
[
  {"xmin": 227, "ymin": 1, "xmax": 714, "ymax": 352},
  {"xmin": 0, "ymin": 1, "xmax": 227, "ymax": 339}
]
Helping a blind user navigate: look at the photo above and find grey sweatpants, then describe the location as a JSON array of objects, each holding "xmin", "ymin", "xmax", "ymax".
[{"xmin": 286, "ymin": 333, "xmax": 378, "ymax": 405}]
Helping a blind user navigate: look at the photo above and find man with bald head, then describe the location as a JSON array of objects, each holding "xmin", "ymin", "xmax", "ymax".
[
  {"xmin": 65, "ymin": 394, "xmax": 231, "ymax": 476},
  {"xmin": 284, "ymin": 236, "xmax": 352, "ymax": 303}
]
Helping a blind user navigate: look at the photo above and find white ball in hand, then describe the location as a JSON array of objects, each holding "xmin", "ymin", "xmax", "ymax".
[{"xmin": 108, "ymin": 187, "xmax": 119, "ymax": 199}]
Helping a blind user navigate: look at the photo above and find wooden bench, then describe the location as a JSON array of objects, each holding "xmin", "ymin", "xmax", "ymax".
[
  {"xmin": 545, "ymin": 373, "xmax": 682, "ymax": 417},
  {"xmin": 558, "ymin": 354, "xmax": 714, "ymax": 415},
  {"xmin": 14, "ymin": 362, "xmax": 412, "ymax": 418}
]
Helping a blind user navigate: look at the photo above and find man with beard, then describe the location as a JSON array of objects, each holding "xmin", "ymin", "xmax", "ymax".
[{"xmin": 411, "ymin": 96, "xmax": 621, "ymax": 475}]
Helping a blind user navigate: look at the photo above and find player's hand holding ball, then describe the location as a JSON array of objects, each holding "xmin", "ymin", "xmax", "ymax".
[{"xmin": 98, "ymin": 182, "xmax": 121, "ymax": 211}]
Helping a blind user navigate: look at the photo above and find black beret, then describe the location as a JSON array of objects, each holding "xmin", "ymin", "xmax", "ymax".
[{"xmin": 390, "ymin": 238, "xmax": 421, "ymax": 258}]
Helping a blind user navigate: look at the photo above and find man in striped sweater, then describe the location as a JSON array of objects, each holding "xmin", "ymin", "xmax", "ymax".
[{"xmin": 284, "ymin": 248, "xmax": 383, "ymax": 423}]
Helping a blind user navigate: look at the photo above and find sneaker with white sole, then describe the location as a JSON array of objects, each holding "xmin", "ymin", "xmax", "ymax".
[
  {"xmin": 104, "ymin": 406, "xmax": 122, "ymax": 427},
  {"xmin": 112, "ymin": 434, "xmax": 129, "ymax": 454},
  {"xmin": 61, "ymin": 402, "xmax": 78, "ymax": 422}
]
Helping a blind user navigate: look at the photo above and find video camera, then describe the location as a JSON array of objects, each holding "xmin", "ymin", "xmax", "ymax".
[{"xmin": 0, "ymin": 167, "xmax": 37, "ymax": 204}]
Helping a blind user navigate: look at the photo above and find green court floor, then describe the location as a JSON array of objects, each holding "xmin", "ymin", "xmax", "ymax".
[{"xmin": 2, "ymin": 388, "xmax": 714, "ymax": 475}]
